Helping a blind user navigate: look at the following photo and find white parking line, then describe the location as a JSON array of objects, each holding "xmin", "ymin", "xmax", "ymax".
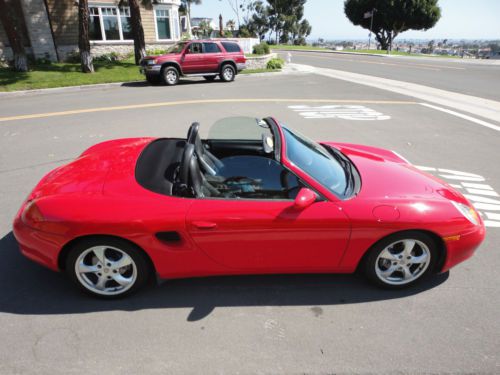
[
  {"xmin": 288, "ymin": 105, "xmax": 390, "ymax": 120},
  {"xmin": 419, "ymin": 103, "xmax": 500, "ymax": 132}
]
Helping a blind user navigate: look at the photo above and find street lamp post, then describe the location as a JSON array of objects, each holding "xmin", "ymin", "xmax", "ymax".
[{"xmin": 365, "ymin": 8, "xmax": 377, "ymax": 50}]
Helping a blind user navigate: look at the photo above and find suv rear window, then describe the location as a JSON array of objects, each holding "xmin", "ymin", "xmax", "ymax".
[{"xmin": 221, "ymin": 42, "xmax": 241, "ymax": 53}]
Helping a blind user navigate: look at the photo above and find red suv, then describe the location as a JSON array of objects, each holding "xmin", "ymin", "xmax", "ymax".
[{"xmin": 140, "ymin": 40, "xmax": 246, "ymax": 86}]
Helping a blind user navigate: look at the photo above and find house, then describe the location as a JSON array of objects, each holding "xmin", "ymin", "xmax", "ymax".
[{"xmin": 0, "ymin": 0, "xmax": 184, "ymax": 62}]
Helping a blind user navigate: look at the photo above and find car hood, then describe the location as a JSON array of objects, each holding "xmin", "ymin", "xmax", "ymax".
[
  {"xmin": 29, "ymin": 138, "xmax": 153, "ymax": 199},
  {"xmin": 325, "ymin": 142, "xmax": 469, "ymax": 205}
]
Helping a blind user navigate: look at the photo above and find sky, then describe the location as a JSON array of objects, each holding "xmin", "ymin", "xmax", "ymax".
[{"xmin": 191, "ymin": 0, "xmax": 500, "ymax": 41}]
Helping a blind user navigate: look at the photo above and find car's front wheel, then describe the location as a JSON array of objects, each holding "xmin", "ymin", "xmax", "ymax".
[
  {"xmin": 220, "ymin": 64, "xmax": 235, "ymax": 82},
  {"xmin": 162, "ymin": 66, "xmax": 180, "ymax": 86},
  {"xmin": 66, "ymin": 237, "xmax": 151, "ymax": 298},
  {"xmin": 363, "ymin": 231, "xmax": 438, "ymax": 289}
]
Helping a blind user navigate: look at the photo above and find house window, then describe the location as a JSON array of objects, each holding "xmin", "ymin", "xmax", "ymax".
[
  {"xmin": 89, "ymin": 7, "xmax": 102, "ymax": 40},
  {"xmin": 88, "ymin": 6, "xmax": 132, "ymax": 42},
  {"xmin": 119, "ymin": 7, "xmax": 133, "ymax": 40},
  {"xmin": 155, "ymin": 8, "xmax": 171, "ymax": 40},
  {"xmin": 101, "ymin": 7, "xmax": 120, "ymax": 40}
]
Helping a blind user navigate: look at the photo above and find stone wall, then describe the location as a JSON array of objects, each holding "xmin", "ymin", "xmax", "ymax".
[
  {"xmin": 245, "ymin": 53, "xmax": 278, "ymax": 70},
  {"xmin": 56, "ymin": 42, "xmax": 177, "ymax": 61}
]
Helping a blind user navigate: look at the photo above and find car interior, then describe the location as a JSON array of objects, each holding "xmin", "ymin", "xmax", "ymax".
[{"xmin": 135, "ymin": 117, "xmax": 304, "ymax": 200}]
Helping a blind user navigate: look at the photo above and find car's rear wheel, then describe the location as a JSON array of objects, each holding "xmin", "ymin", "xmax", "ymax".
[
  {"xmin": 220, "ymin": 64, "xmax": 235, "ymax": 82},
  {"xmin": 203, "ymin": 75, "xmax": 217, "ymax": 81},
  {"xmin": 66, "ymin": 237, "xmax": 151, "ymax": 298},
  {"xmin": 363, "ymin": 231, "xmax": 438, "ymax": 289},
  {"xmin": 162, "ymin": 66, "xmax": 180, "ymax": 86}
]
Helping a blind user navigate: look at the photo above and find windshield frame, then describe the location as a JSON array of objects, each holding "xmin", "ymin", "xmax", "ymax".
[
  {"xmin": 280, "ymin": 126, "xmax": 357, "ymax": 201},
  {"xmin": 166, "ymin": 42, "xmax": 187, "ymax": 54}
]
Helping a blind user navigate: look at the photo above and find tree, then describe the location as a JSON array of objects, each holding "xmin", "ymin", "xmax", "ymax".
[
  {"xmin": 129, "ymin": 0, "xmax": 146, "ymax": 65},
  {"xmin": 78, "ymin": 0, "xmax": 94, "ymax": 73},
  {"xmin": 267, "ymin": 0, "xmax": 308, "ymax": 45},
  {"xmin": 428, "ymin": 39, "xmax": 435, "ymax": 53},
  {"xmin": 344, "ymin": 0, "xmax": 441, "ymax": 51},
  {"xmin": 181, "ymin": 0, "xmax": 202, "ymax": 37},
  {"xmin": 226, "ymin": 19, "xmax": 236, "ymax": 36},
  {"xmin": 0, "ymin": 0, "xmax": 28, "ymax": 72},
  {"xmin": 245, "ymin": 1, "xmax": 268, "ymax": 40},
  {"xmin": 196, "ymin": 19, "xmax": 212, "ymax": 38}
]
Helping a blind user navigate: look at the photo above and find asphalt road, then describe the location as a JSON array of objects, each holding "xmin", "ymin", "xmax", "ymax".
[
  {"xmin": 0, "ymin": 71, "xmax": 499, "ymax": 374},
  {"xmin": 277, "ymin": 50, "xmax": 500, "ymax": 101}
]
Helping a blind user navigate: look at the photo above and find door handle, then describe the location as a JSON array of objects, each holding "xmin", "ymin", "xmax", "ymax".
[{"xmin": 192, "ymin": 221, "xmax": 217, "ymax": 230}]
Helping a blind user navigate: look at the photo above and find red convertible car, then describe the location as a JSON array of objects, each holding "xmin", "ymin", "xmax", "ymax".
[{"xmin": 13, "ymin": 117, "xmax": 485, "ymax": 298}]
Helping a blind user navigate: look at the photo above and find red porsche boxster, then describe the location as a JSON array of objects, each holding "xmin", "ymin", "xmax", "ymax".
[{"xmin": 13, "ymin": 117, "xmax": 485, "ymax": 298}]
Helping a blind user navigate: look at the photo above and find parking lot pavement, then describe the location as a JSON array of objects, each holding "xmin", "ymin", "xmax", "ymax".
[{"xmin": 0, "ymin": 72, "xmax": 499, "ymax": 373}]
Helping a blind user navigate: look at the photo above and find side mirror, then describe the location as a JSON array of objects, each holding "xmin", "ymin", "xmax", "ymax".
[{"xmin": 294, "ymin": 188, "xmax": 317, "ymax": 209}]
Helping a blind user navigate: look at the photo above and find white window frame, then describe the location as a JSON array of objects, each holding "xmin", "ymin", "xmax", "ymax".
[
  {"xmin": 153, "ymin": 5, "xmax": 177, "ymax": 41},
  {"xmin": 89, "ymin": 5, "xmax": 133, "ymax": 43}
]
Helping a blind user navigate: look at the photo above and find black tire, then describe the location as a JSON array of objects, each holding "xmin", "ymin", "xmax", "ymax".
[
  {"xmin": 162, "ymin": 66, "xmax": 180, "ymax": 86},
  {"xmin": 146, "ymin": 74, "xmax": 160, "ymax": 85},
  {"xmin": 65, "ymin": 237, "xmax": 152, "ymax": 299},
  {"xmin": 203, "ymin": 75, "xmax": 217, "ymax": 81},
  {"xmin": 362, "ymin": 231, "xmax": 438, "ymax": 289},
  {"xmin": 220, "ymin": 64, "xmax": 235, "ymax": 82}
]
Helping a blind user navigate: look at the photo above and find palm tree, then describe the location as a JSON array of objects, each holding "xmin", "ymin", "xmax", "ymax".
[
  {"xmin": 78, "ymin": 0, "xmax": 94, "ymax": 72},
  {"xmin": 181, "ymin": 0, "xmax": 201, "ymax": 37},
  {"xmin": 226, "ymin": 19, "xmax": 236, "ymax": 32},
  {"xmin": 0, "ymin": 0, "xmax": 28, "ymax": 72}
]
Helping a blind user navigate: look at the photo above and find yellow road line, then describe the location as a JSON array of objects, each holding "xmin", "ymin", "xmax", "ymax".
[
  {"xmin": 292, "ymin": 51, "xmax": 466, "ymax": 71},
  {"xmin": 0, "ymin": 98, "xmax": 417, "ymax": 123}
]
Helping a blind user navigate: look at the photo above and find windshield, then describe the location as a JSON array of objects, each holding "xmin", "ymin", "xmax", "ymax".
[
  {"xmin": 208, "ymin": 117, "xmax": 272, "ymax": 140},
  {"xmin": 283, "ymin": 127, "xmax": 348, "ymax": 197},
  {"xmin": 167, "ymin": 42, "xmax": 186, "ymax": 54}
]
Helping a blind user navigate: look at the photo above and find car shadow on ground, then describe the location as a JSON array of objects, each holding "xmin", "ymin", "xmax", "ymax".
[
  {"xmin": 121, "ymin": 78, "xmax": 222, "ymax": 88},
  {"xmin": 0, "ymin": 231, "xmax": 449, "ymax": 321}
]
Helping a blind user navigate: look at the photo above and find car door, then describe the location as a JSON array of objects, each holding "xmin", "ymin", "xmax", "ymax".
[
  {"xmin": 186, "ymin": 199, "xmax": 350, "ymax": 271},
  {"xmin": 185, "ymin": 156, "xmax": 351, "ymax": 271},
  {"xmin": 181, "ymin": 42, "xmax": 203, "ymax": 74},
  {"xmin": 201, "ymin": 42, "xmax": 223, "ymax": 73}
]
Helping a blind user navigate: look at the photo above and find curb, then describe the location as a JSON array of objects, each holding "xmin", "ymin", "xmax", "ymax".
[
  {"xmin": 0, "ymin": 81, "xmax": 144, "ymax": 98},
  {"xmin": 0, "ymin": 69, "xmax": 288, "ymax": 98}
]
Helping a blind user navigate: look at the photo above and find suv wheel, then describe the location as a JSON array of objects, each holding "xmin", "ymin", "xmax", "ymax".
[
  {"xmin": 162, "ymin": 66, "xmax": 180, "ymax": 86},
  {"xmin": 220, "ymin": 64, "xmax": 235, "ymax": 82}
]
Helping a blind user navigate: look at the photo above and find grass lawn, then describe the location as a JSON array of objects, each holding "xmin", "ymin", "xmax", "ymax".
[
  {"xmin": 240, "ymin": 68, "xmax": 281, "ymax": 74},
  {"xmin": 0, "ymin": 58, "xmax": 143, "ymax": 92},
  {"xmin": 0, "ymin": 57, "xmax": 282, "ymax": 92}
]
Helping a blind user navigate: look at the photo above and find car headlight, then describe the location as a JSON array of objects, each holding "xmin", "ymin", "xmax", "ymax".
[{"xmin": 451, "ymin": 201, "xmax": 480, "ymax": 225}]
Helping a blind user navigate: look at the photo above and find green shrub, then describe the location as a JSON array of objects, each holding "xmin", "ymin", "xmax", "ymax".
[
  {"xmin": 252, "ymin": 42, "xmax": 270, "ymax": 55},
  {"xmin": 146, "ymin": 48, "xmax": 168, "ymax": 56},
  {"xmin": 266, "ymin": 57, "xmax": 284, "ymax": 70},
  {"xmin": 93, "ymin": 52, "xmax": 120, "ymax": 63}
]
